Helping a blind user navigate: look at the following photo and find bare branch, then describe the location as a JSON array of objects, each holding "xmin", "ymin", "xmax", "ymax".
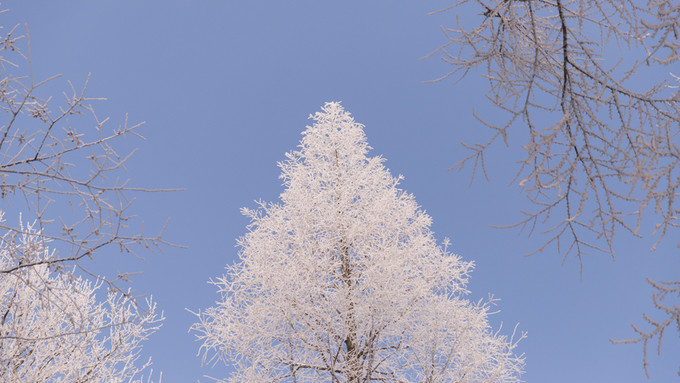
[
  {"xmin": 429, "ymin": 0, "xmax": 679, "ymax": 375},
  {"xmin": 611, "ymin": 278, "xmax": 680, "ymax": 378},
  {"xmin": 0, "ymin": 9, "xmax": 175, "ymax": 381}
]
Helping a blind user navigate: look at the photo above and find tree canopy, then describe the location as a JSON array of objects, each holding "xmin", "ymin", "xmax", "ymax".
[{"xmin": 192, "ymin": 102, "xmax": 524, "ymax": 382}]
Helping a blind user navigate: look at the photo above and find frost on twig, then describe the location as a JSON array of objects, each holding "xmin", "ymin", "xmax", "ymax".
[
  {"xmin": 428, "ymin": 0, "xmax": 679, "ymax": 376},
  {"xmin": 611, "ymin": 278, "xmax": 680, "ymax": 378},
  {"xmin": 429, "ymin": 0, "xmax": 679, "ymax": 265},
  {"xmin": 0, "ymin": 10, "xmax": 176, "ymax": 291},
  {"xmin": 0, "ymin": 8, "xmax": 172, "ymax": 380},
  {"xmin": 0, "ymin": 218, "xmax": 163, "ymax": 381}
]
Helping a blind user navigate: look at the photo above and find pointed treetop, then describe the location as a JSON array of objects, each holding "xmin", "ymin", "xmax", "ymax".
[{"xmin": 291, "ymin": 102, "xmax": 372, "ymax": 170}]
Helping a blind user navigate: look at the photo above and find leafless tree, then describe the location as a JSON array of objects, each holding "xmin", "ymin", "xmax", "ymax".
[
  {"xmin": 1, "ymin": 7, "xmax": 170, "ymax": 380},
  {"xmin": 426, "ymin": 0, "xmax": 678, "ymax": 376}
]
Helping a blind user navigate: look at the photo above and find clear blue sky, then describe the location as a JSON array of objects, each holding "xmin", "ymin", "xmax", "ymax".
[{"xmin": 7, "ymin": 2, "xmax": 679, "ymax": 382}]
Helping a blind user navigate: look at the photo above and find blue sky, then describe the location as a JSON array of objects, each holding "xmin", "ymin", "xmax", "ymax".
[{"xmin": 6, "ymin": 2, "xmax": 679, "ymax": 382}]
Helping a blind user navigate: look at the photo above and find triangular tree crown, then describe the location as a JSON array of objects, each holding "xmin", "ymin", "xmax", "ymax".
[{"xmin": 192, "ymin": 102, "xmax": 524, "ymax": 383}]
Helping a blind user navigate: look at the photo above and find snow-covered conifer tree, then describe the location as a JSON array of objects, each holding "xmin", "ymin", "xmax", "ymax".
[{"xmin": 192, "ymin": 102, "xmax": 524, "ymax": 382}]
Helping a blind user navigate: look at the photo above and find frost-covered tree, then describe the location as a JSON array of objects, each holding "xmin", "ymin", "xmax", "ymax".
[
  {"xmin": 191, "ymin": 102, "xmax": 524, "ymax": 383},
  {"xmin": 0, "ymin": 8, "xmax": 169, "ymax": 288},
  {"xmin": 0, "ymin": 215, "xmax": 162, "ymax": 382},
  {"xmin": 427, "ymin": 1, "xmax": 679, "ymax": 375},
  {"xmin": 0, "ymin": 7, "xmax": 167, "ymax": 380}
]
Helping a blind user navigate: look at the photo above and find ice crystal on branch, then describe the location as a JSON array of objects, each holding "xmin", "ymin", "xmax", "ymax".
[
  {"xmin": 0, "ymin": 218, "xmax": 162, "ymax": 382},
  {"xmin": 0, "ymin": 8, "xmax": 169, "ymax": 380},
  {"xmin": 428, "ymin": 2, "xmax": 679, "ymax": 373},
  {"xmin": 429, "ymin": 1, "xmax": 679, "ymax": 262},
  {"xmin": 192, "ymin": 102, "xmax": 524, "ymax": 383}
]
